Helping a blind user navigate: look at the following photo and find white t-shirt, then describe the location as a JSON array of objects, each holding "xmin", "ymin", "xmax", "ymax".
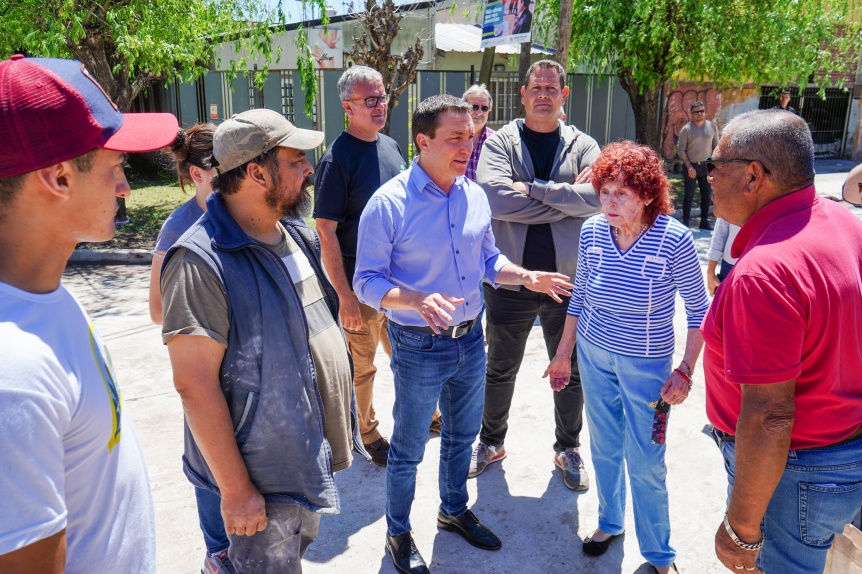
[{"xmin": 0, "ymin": 281, "xmax": 155, "ymax": 573}]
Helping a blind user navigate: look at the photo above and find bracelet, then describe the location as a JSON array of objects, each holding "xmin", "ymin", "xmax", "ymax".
[
  {"xmin": 723, "ymin": 514, "xmax": 763, "ymax": 552},
  {"xmin": 673, "ymin": 368, "xmax": 693, "ymax": 391},
  {"xmin": 679, "ymin": 360, "xmax": 692, "ymax": 376}
]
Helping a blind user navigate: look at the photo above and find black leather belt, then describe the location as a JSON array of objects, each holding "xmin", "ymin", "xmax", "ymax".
[
  {"xmin": 397, "ymin": 319, "xmax": 476, "ymax": 339},
  {"xmin": 710, "ymin": 426, "xmax": 735, "ymax": 444}
]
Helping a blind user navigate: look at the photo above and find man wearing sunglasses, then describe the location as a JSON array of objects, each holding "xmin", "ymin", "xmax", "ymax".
[
  {"xmin": 314, "ymin": 66, "xmax": 441, "ymax": 468},
  {"xmin": 702, "ymin": 110, "xmax": 862, "ymax": 574},
  {"xmin": 463, "ymin": 84, "xmax": 495, "ymax": 181},
  {"xmin": 677, "ymin": 101, "xmax": 720, "ymax": 230}
]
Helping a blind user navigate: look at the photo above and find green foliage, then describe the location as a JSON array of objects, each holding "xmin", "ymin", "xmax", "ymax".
[
  {"xmin": 295, "ymin": 0, "xmax": 329, "ymax": 118},
  {"xmin": 0, "ymin": 0, "xmax": 285, "ymax": 110},
  {"xmin": 538, "ymin": 0, "xmax": 861, "ymax": 94}
]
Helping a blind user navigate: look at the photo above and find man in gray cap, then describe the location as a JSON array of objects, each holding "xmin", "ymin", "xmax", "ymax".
[{"xmin": 161, "ymin": 109, "xmax": 365, "ymax": 573}]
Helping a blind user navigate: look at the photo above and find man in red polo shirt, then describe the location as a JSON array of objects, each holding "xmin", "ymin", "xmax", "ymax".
[{"xmin": 701, "ymin": 109, "xmax": 862, "ymax": 574}]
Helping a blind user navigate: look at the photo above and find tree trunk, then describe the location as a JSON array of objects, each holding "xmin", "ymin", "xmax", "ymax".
[
  {"xmin": 67, "ymin": 33, "xmax": 135, "ymax": 112},
  {"xmin": 478, "ymin": 47, "xmax": 496, "ymax": 86},
  {"xmin": 555, "ymin": 0, "xmax": 573, "ymax": 69},
  {"xmin": 516, "ymin": 41, "xmax": 532, "ymax": 117},
  {"xmin": 618, "ymin": 71, "xmax": 662, "ymax": 152}
]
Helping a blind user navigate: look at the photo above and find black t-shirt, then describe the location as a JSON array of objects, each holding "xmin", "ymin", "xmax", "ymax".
[
  {"xmin": 520, "ymin": 123, "xmax": 560, "ymax": 272},
  {"xmin": 313, "ymin": 131, "xmax": 406, "ymax": 284}
]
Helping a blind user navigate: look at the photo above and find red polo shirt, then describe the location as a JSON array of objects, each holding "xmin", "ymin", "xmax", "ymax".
[{"xmin": 702, "ymin": 185, "xmax": 862, "ymax": 449}]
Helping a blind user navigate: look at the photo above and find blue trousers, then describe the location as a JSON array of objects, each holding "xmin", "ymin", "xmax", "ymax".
[
  {"xmin": 578, "ymin": 337, "xmax": 676, "ymax": 566},
  {"xmin": 718, "ymin": 434, "xmax": 862, "ymax": 573},
  {"xmin": 195, "ymin": 486, "xmax": 229, "ymax": 554},
  {"xmin": 385, "ymin": 320, "xmax": 486, "ymax": 536}
]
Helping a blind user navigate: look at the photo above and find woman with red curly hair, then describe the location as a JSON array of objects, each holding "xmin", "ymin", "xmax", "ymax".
[{"xmin": 544, "ymin": 141, "xmax": 709, "ymax": 574}]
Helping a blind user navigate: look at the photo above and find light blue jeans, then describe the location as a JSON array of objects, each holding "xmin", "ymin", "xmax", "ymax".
[
  {"xmin": 717, "ymin": 434, "xmax": 862, "ymax": 573},
  {"xmin": 386, "ymin": 319, "xmax": 486, "ymax": 536},
  {"xmin": 577, "ymin": 337, "xmax": 675, "ymax": 566}
]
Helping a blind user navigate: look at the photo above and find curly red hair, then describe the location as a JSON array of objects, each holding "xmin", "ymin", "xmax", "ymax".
[{"xmin": 590, "ymin": 141, "xmax": 674, "ymax": 226}]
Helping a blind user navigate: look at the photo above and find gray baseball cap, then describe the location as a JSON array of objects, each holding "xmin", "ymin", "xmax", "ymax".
[{"xmin": 213, "ymin": 109, "xmax": 325, "ymax": 173}]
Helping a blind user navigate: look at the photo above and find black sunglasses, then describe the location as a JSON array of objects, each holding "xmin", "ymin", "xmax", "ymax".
[
  {"xmin": 705, "ymin": 157, "xmax": 771, "ymax": 175},
  {"xmin": 691, "ymin": 109, "xmax": 705, "ymax": 115},
  {"xmin": 471, "ymin": 104, "xmax": 490, "ymax": 112},
  {"xmin": 346, "ymin": 94, "xmax": 390, "ymax": 108}
]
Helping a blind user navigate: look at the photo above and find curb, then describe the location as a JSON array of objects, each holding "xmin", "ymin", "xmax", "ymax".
[{"xmin": 70, "ymin": 249, "xmax": 153, "ymax": 265}]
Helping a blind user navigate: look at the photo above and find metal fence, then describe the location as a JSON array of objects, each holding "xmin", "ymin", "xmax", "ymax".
[
  {"xmin": 759, "ymin": 86, "xmax": 852, "ymax": 158},
  {"xmin": 140, "ymin": 69, "xmax": 636, "ymax": 163}
]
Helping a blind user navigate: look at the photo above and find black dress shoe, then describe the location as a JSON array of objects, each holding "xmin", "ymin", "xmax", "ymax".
[
  {"xmin": 699, "ymin": 221, "xmax": 714, "ymax": 231},
  {"xmin": 436, "ymin": 509, "xmax": 502, "ymax": 550},
  {"xmin": 386, "ymin": 532, "xmax": 429, "ymax": 574},
  {"xmin": 582, "ymin": 532, "xmax": 623, "ymax": 556}
]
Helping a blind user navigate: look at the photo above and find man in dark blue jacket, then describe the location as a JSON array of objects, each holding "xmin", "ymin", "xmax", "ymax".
[{"xmin": 162, "ymin": 109, "xmax": 364, "ymax": 573}]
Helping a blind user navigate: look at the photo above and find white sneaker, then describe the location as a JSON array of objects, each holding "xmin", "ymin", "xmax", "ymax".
[
  {"xmin": 469, "ymin": 442, "xmax": 507, "ymax": 478},
  {"xmin": 554, "ymin": 448, "xmax": 589, "ymax": 491}
]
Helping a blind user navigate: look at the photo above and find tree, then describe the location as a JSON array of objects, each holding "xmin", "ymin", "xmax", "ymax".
[
  {"xmin": 347, "ymin": 0, "xmax": 424, "ymax": 134},
  {"xmin": 0, "ymin": 0, "xmax": 284, "ymax": 113},
  {"xmin": 535, "ymin": 0, "xmax": 861, "ymax": 151}
]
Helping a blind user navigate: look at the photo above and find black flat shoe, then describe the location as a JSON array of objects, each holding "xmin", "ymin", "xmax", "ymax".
[
  {"xmin": 651, "ymin": 563, "xmax": 680, "ymax": 573},
  {"xmin": 437, "ymin": 508, "xmax": 502, "ymax": 551},
  {"xmin": 582, "ymin": 532, "xmax": 623, "ymax": 556},
  {"xmin": 386, "ymin": 532, "xmax": 430, "ymax": 574}
]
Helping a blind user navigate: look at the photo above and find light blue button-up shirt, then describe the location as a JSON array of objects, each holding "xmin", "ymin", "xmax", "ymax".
[{"xmin": 353, "ymin": 159, "xmax": 511, "ymax": 327}]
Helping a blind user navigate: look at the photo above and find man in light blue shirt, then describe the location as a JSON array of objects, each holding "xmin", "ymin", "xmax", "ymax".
[{"xmin": 355, "ymin": 94, "xmax": 573, "ymax": 574}]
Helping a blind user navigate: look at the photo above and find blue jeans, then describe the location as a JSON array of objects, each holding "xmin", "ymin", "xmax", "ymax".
[
  {"xmin": 577, "ymin": 337, "xmax": 676, "ymax": 566},
  {"xmin": 717, "ymin": 434, "xmax": 862, "ymax": 573},
  {"xmin": 386, "ymin": 319, "xmax": 486, "ymax": 536},
  {"xmin": 195, "ymin": 486, "xmax": 229, "ymax": 554}
]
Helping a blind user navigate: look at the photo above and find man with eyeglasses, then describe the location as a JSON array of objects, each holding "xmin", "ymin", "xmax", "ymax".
[
  {"xmin": 702, "ymin": 110, "xmax": 862, "ymax": 574},
  {"xmin": 463, "ymin": 84, "xmax": 495, "ymax": 181},
  {"xmin": 677, "ymin": 100, "xmax": 719, "ymax": 230},
  {"xmin": 314, "ymin": 66, "xmax": 440, "ymax": 468}
]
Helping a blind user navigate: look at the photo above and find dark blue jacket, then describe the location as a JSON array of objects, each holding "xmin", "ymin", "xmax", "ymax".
[{"xmin": 164, "ymin": 193, "xmax": 365, "ymax": 514}]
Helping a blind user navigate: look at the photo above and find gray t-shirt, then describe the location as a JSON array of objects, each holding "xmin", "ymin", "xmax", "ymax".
[{"xmin": 161, "ymin": 223, "xmax": 354, "ymax": 471}]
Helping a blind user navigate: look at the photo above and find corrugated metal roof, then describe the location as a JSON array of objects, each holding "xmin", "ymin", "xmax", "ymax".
[{"xmin": 434, "ymin": 23, "xmax": 554, "ymax": 55}]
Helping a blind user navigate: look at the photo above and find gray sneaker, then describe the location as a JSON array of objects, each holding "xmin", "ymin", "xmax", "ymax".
[
  {"xmin": 468, "ymin": 442, "xmax": 506, "ymax": 478},
  {"xmin": 554, "ymin": 448, "xmax": 589, "ymax": 491}
]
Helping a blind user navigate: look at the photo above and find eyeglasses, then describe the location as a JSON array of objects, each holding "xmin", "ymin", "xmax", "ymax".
[
  {"xmin": 705, "ymin": 157, "xmax": 771, "ymax": 175},
  {"xmin": 691, "ymin": 110, "xmax": 705, "ymax": 115},
  {"xmin": 346, "ymin": 94, "xmax": 390, "ymax": 108},
  {"xmin": 471, "ymin": 104, "xmax": 490, "ymax": 112}
]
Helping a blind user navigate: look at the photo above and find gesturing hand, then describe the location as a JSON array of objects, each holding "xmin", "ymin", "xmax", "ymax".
[
  {"xmin": 416, "ymin": 292, "xmax": 465, "ymax": 334},
  {"xmin": 523, "ymin": 271, "xmax": 574, "ymax": 303}
]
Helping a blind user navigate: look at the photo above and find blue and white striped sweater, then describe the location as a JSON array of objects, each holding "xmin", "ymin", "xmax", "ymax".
[{"xmin": 568, "ymin": 214, "xmax": 709, "ymax": 357}]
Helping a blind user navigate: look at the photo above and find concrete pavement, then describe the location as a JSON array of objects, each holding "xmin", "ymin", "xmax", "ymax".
[{"xmin": 61, "ymin": 164, "xmax": 862, "ymax": 574}]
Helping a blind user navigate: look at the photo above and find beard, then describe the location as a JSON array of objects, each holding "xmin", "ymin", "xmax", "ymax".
[{"xmin": 265, "ymin": 175, "xmax": 313, "ymax": 220}]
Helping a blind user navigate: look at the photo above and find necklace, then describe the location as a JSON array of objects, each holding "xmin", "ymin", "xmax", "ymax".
[{"xmin": 613, "ymin": 223, "xmax": 649, "ymax": 242}]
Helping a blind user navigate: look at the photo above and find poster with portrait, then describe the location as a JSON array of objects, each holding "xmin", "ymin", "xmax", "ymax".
[{"xmin": 480, "ymin": 0, "xmax": 533, "ymax": 48}]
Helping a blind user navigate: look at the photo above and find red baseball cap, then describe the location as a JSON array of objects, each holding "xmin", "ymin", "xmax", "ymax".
[{"xmin": 0, "ymin": 55, "xmax": 179, "ymax": 178}]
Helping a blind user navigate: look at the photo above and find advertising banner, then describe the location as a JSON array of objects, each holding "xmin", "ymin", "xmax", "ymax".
[{"xmin": 480, "ymin": 0, "xmax": 533, "ymax": 48}]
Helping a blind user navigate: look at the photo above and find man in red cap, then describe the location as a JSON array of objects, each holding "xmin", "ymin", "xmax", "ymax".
[{"xmin": 0, "ymin": 56, "xmax": 177, "ymax": 573}]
